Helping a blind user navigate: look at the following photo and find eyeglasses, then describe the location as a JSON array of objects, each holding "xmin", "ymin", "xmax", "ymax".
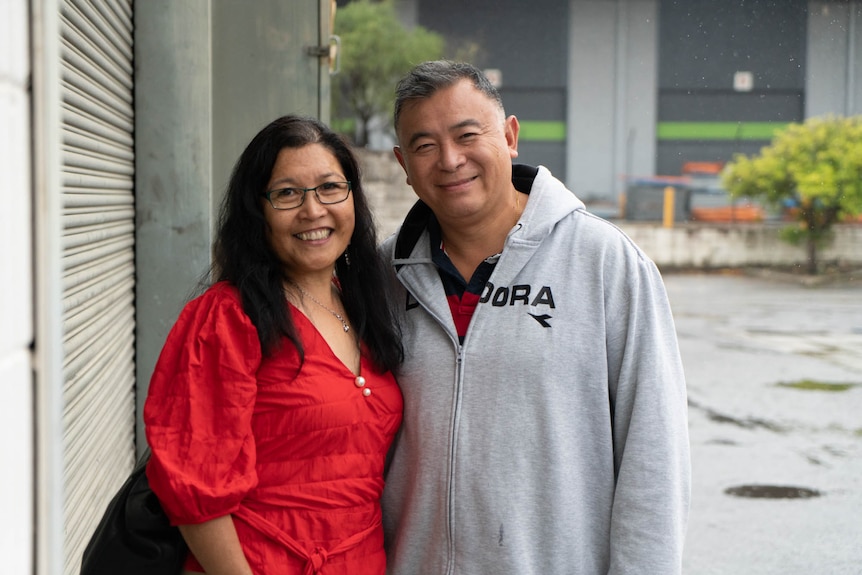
[{"xmin": 261, "ymin": 181, "xmax": 352, "ymax": 210}]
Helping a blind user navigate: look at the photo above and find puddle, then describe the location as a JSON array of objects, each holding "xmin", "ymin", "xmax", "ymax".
[{"xmin": 724, "ymin": 484, "xmax": 822, "ymax": 499}]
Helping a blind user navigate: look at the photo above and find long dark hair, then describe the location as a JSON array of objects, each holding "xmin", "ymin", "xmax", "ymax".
[{"xmin": 212, "ymin": 115, "xmax": 403, "ymax": 372}]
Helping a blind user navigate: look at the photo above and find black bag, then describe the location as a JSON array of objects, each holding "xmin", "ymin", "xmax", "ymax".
[{"xmin": 80, "ymin": 448, "xmax": 188, "ymax": 575}]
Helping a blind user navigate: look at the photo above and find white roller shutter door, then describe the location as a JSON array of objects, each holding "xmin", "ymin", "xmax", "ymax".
[{"xmin": 58, "ymin": 1, "xmax": 136, "ymax": 573}]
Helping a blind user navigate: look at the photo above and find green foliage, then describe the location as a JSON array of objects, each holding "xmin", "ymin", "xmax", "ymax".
[
  {"xmin": 777, "ymin": 379, "xmax": 857, "ymax": 392},
  {"xmin": 722, "ymin": 115, "xmax": 862, "ymax": 273},
  {"xmin": 777, "ymin": 223, "xmax": 833, "ymax": 250},
  {"xmin": 333, "ymin": 0, "xmax": 444, "ymax": 146}
]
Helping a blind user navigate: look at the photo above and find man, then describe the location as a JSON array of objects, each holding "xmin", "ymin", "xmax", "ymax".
[{"xmin": 380, "ymin": 60, "xmax": 690, "ymax": 574}]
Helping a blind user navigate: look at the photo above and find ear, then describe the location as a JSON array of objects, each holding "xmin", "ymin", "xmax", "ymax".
[
  {"xmin": 393, "ymin": 146, "xmax": 412, "ymax": 186},
  {"xmin": 505, "ymin": 115, "xmax": 520, "ymax": 159}
]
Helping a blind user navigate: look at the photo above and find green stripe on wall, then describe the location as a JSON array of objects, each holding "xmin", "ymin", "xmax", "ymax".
[
  {"xmin": 501, "ymin": 121, "xmax": 786, "ymax": 142},
  {"xmin": 518, "ymin": 121, "xmax": 566, "ymax": 142},
  {"xmin": 657, "ymin": 122, "xmax": 789, "ymax": 141}
]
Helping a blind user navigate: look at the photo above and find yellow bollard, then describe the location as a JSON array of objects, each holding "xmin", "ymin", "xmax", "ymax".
[{"xmin": 663, "ymin": 186, "xmax": 675, "ymax": 228}]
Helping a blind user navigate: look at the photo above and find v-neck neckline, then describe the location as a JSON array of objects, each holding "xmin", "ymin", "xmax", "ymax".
[{"xmin": 288, "ymin": 302, "xmax": 361, "ymax": 377}]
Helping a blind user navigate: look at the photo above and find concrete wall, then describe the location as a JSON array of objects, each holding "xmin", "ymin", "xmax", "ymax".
[
  {"xmin": 618, "ymin": 222, "xmax": 862, "ymax": 270},
  {"xmin": 0, "ymin": 1, "xmax": 34, "ymax": 573},
  {"xmin": 355, "ymin": 149, "xmax": 416, "ymax": 240}
]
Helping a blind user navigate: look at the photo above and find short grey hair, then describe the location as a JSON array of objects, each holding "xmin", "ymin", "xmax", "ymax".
[{"xmin": 393, "ymin": 60, "xmax": 505, "ymax": 131}]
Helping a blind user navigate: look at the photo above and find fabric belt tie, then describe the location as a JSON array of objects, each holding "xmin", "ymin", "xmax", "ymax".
[
  {"xmin": 308, "ymin": 547, "xmax": 327, "ymax": 573},
  {"xmin": 234, "ymin": 507, "xmax": 379, "ymax": 574}
]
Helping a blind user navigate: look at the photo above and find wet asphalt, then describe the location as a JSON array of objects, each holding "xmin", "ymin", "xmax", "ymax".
[{"xmin": 662, "ymin": 271, "xmax": 862, "ymax": 575}]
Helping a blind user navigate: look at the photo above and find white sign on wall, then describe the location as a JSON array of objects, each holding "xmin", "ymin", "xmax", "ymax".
[
  {"xmin": 484, "ymin": 68, "xmax": 503, "ymax": 88},
  {"xmin": 733, "ymin": 71, "xmax": 754, "ymax": 92}
]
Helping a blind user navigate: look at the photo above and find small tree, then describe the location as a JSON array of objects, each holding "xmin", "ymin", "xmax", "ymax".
[
  {"xmin": 333, "ymin": 0, "xmax": 444, "ymax": 146},
  {"xmin": 722, "ymin": 116, "xmax": 862, "ymax": 274}
]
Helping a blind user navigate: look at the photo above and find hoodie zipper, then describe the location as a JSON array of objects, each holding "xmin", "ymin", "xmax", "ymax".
[{"xmin": 446, "ymin": 344, "xmax": 464, "ymax": 575}]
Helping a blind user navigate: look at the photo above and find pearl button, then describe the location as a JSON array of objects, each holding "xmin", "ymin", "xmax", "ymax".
[
  {"xmin": 354, "ymin": 376, "xmax": 366, "ymax": 388},
  {"xmin": 362, "ymin": 388, "xmax": 372, "ymax": 397}
]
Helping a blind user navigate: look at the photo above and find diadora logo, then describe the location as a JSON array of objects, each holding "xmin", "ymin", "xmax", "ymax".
[
  {"xmin": 405, "ymin": 284, "xmax": 556, "ymax": 327},
  {"xmin": 528, "ymin": 313, "xmax": 553, "ymax": 327},
  {"xmin": 480, "ymin": 282, "xmax": 555, "ymax": 328}
]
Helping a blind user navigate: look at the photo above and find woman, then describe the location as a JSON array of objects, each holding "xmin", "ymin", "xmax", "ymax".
[{"xmin": 144, "ymin": 115, "xmax": 403, "ymax": 575}]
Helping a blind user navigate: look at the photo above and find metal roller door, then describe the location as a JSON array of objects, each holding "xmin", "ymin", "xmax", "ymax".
[{"xmin": 59, "ymin": 1, "xmax": 136, "ymax": 573}]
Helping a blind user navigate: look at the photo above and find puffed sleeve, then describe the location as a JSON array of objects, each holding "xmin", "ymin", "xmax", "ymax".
[{"xmin": 144, "ymin": 283, "xmax": 262, "ymax": 525}]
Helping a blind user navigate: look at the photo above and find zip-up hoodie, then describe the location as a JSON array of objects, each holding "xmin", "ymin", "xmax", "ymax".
[{"xmin": 380, "ymin": 165, "xmax": 690, "ymax": 575}]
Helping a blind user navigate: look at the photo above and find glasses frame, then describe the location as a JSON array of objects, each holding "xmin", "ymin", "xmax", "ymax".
[{"xmin": 261, "ymin": 181, "xmax": 352, "ymax": 210}]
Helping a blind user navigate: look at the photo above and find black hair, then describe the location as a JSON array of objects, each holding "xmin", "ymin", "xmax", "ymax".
[
  {"xmin": 212, "ymin": 115, "xmax": 403, "ymax": 372},
  {"xmin": 393, "ymin": 60, "xmax": 505, "ymax": 131}
]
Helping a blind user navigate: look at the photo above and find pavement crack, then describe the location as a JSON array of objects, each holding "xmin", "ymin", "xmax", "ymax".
[{"xmin": 688, "ymin": 398, "xmax": 788, "ymax": 433}]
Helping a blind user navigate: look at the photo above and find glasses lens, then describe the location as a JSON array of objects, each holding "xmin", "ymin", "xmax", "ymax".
[
  {"xmin": 317, "ymin": 181, "xmax": 351, "ymax": 204},
  {"xmin": 270, "ymin": 188, "xmax": 304, "ymax": 209}
]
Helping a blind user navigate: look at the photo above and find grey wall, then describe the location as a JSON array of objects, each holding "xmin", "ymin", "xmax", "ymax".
[
  {"xmin": 567, "ymin": 0, "xmax": 659, "ymax": 203},
  {"xmin": 134, "ymin": 3, "xmax": 216, "ymax": 447},
  {"xmin": 211, "ymin": 1, "xmax": 328, "ymax": 217},
  {"xmin": 657, "ymin": 0, "xmax": 808, "ymax": 175},
  {"xmin": 659, "ymin": 0, "xmax": 808, "ymax": 91},
  {"xmin": 134, "ymin": 1, "xmax": 331, "ymax": 449},
  {"xmin": 806, "ymin": 1, "xmax": 862, "ymax": 117}
]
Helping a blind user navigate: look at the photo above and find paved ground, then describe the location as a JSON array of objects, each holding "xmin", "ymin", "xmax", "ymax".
[{"xmin": 663, "ymin": 271, "xmax": 862, "ymax": 575}]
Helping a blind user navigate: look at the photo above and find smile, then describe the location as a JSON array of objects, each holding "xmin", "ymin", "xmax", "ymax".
[
  {"xmin": 439, "ymin": 176, "xmax": 477, "ymax": 190},
  {"xmin": 295, "ymin": 228, "xmax": 332, "ymax": 241}
]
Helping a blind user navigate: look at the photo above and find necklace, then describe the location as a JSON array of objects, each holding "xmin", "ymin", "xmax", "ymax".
[{"xmin": 293, "ymin": 283, "xmax": 351, "ymax": 333}]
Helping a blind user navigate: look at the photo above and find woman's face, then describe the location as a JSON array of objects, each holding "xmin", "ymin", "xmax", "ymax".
[{"xmin": 262, "ymin": 143, "xmax": 355, "ymax": 280}]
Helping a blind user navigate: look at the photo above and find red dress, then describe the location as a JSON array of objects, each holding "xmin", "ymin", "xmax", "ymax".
[{"xmin": 144, "ymin": 283, "xmax": 402, "ymax": 574}]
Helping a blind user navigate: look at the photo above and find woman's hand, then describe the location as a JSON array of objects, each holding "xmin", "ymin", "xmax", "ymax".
[{"xmin": 179, "ymin": 515, "xmax": 254, "ymax": 575}]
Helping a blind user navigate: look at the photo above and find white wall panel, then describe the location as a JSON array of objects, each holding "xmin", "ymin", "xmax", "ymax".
[
  {"xmin": 0, "ymin": 2, "xmax": 34, "ymax": 575},
  {"xmin": 0, "ymin": 352, "xmax": 34, "ymax": 575}
]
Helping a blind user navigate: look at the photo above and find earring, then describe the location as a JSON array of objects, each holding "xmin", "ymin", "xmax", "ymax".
[{"xmin": 343, "ymin": 247, "xmax": 351, "ymax": 267}]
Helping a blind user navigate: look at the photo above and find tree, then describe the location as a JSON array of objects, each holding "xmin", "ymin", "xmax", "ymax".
[
  {"xmin": 333, "ymin": 0, "xmax": 444, "ymax": 147},
  {"xmin": 721, "ymin": 116, "xmax": 862, "ymax": 274}
]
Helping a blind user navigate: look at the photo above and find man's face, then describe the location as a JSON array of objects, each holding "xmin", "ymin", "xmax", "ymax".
[{"xmin": 394, "ymin": 79, "xmax": 520, "ymax": 228}]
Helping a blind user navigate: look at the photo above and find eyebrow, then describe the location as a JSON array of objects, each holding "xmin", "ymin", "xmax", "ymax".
[
  {"xmin": 405, "ymin": 119, "xmax": 484, "ymax": 148},
  {"xmin": 268, "ymin": 172, "xmax": 342, "ymax": 189}
]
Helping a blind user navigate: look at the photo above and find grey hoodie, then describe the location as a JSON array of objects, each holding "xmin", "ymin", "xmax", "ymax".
[{"xmin": 381, "ymin": 165, "xmax": 690, "ymax": 575}]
